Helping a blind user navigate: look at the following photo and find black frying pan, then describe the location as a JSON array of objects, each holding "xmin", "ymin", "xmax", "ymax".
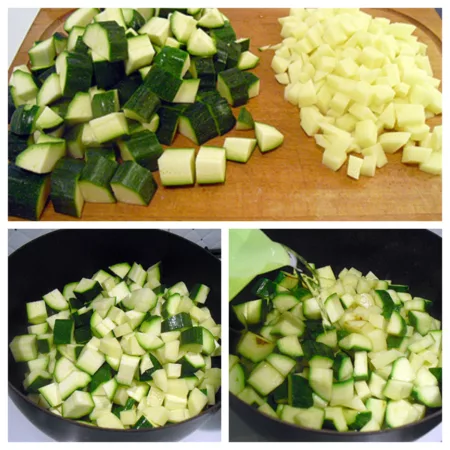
[
  {"xmin": 9, "ymin": 229, "xmax": 221, "ymax": 442},
  {"xmin": 229, "ymin": 229, "xmax": 441, "ymax": 442}
]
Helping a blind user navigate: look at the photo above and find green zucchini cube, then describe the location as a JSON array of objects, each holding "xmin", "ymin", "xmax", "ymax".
[{"xmin": 53, "ymin": 319, "xmax": 74, "ymax": 345}]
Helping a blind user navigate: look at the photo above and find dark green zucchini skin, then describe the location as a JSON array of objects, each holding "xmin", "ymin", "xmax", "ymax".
[
  {"xmin": 8, "ymin": 164, "xmax": 50, "ymax": 220},
  {"xmin": 124, "ymin": 84, "xmax": 161, "ymax": 123},
  {"xmin": 94, "ymin": 59, "xmax": 126, "ymax": 90},
  {"xmin": 10, "ymin": 105, "xmax": 41, "ymax": 136},
  {"xmin": 209, "ymin": 22, "xmax": 237, "ymax": 43},
  {"xmin": 8, "ymin": 132, "xmax": 31, "ymax": 161},
  {"xmin": 181, "ymin": 102, "xmax": 219, "ymax": 145},
  {"xmin": 62, "ymin": 52, "xmax": 93, "ymax": 98},
  {"xmin": 51, "ymin": 158, "xmax": 85, "ymax": 218},
  {"xmin": 156, "ymin": 104, "xmax": 187, "ymax": 145},
  {"xmin": 192, "ymin": 57, "xmax": 216, "ymax": 89},
  {"xmin": 8, "ymin": 87, "xmax": 16, "ymax": 123},
  {"xmin": 127, "ymin": 10, "xmax": 146, "ymax": 31},
  {"xmin": 92, "ymin": 90, "xmax": 119, "ymax": 118},
  {"xmin": 157, "ymin": 8, "xmax": 187, "ymax": 18},
  {"xmin": 154, "ymin": 47, "xmax": 189, "ymax": 78},
  {"xmin": 85, "ymin": 147, "xmax": 116, "ymax": 162},
  {"xmin": 100, "ymin": 21, "xmax": 129, "ymax": 62},
  {"xmin": 110, "ymin": 160, "xmax": 158, "ymax": 206},
  {"xmin": 121, "ymin": 130, "xmax": 163, "ymax": 171},
  {"xmin": 37, "ymin": 65, "xmax": 57, "ymax": 85},
  {"xmin": 144, "ymin": 65, "xmax": 182, "ymax": 102},
  {"xmin": 226, "ymin": 41, "xmax": 242, "ymax": 69},
  {"xmin": 219, "ymin": 68, "xmax": 249, "ymax": 107},
  {"xmin": 114, "ymin": 73, "xmax": 141, "ymax": 106},
  {"xmin": 213, "ymin": 39, "xmax": 228, "ymax": 73},
  {"xmin": 80, "ymin": 155, "xmax": 118, "ymax": 189},
  {"xmin": 208, "ymin": 98, "xmax": 236, "ymax": 135},
  {"xmin": 73, "ymin": 36, "xmax": 90, "ymax": 55}
]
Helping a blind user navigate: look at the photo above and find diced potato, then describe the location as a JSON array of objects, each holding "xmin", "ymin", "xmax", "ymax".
[
  {"xmin": 275, "ymin": 73, "xmax": 290, "ymax": 85},
  {"xmin": 395, "ymin": 104, "xmax": 425, "ymax": 127},
  {"xmin": 430, "ymin": 126, "xmax": 442, "ymax": 152},
  {"xmin": 361, "ymin": 143, "xmax": 388, "ymax": 168},
  {"xmin": 419, "ymin": 152, "xmax": 441, "ymax": 175},
  {"xmin": 377, "ymin": 102, "xmax": 396, "ymax": 129},
  {"xmin": 300, "ymin": 106, "xmax": 323, "ymax": 136},
  {"xmin": 403, "ymin": 123, "xmax": 430, "ymax": 141},
  {"xmin": 322, "ymin": 148, "xmax": 347, "ymax": 171},
  {"xmin": 379, "ymin": 132, "xmax": 411, "ymax": 154},
  {"xmin": 285, "ymin": 83, "xmax": 301, "ymax": 106},
  {"xmin": 359, "ymin": 46, "xmax": 386, "ymax": 69},
  {"xmin": 335, "ymin": 114, "xmax": 358, "ymax": 133},
  {"xmin": 354, "ymin": 120, "xmax": 378, "ymax": 148},
  {"xmin": 347, "ymin": 155, "xmax": 364, "ymax": 180},
  {"xmin": 335, "ymin": 57, "xmax": 359, "ymax": 77},
  {"xmin": 271, "ymin": 55, "xmax": 290, "ymax": 74},
  {"xmin": 402, "ymin": 146, "xmax": 433, "ymax": 164},
  {"xmin": 330, "ymin": 92, "xmax": 350, "ymax": 115},
  {"xmin": 314, "ymin": 134, "xmax": 330, "ymax": 149},
  {"xmin": 360, "ymin": 155, "xmax": 377, "ymax": 177},
  {"xmin": 349, "ymin": 104, "xmax": 376, "ymax": 122},
  {"xmin": 297, "ymin": 80, "xmax": 317, "ymax": 107}
]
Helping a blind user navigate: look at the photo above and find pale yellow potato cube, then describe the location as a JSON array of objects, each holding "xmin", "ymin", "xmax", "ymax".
[
  {"xmin": 394, "ymin": 82, "xmax": 410, "ymax": 97},
  {"xmin": 322, "ymin": 148, "xmax": 347, "ymax": 171},
  {"xmin": 323, "ymin": 22, "xmax": 348, "ymax": 47},
  {"xmin": 415, "ymin": 55, "xmax": 433, "ymax": 76},
  {"xmin": 426, "ymin": 87, "xmax": 442, "ymax": 115},
  {"xmin": 330, "ymin": 92, "xmax": 351, "ymax": 115},
  {"xmin": 326, "ymin": 134, "xmax": 353, "ymax": 153},
  {"xmin": 284, "ymin": 83, "xmax": 301, "ymax": 106},
  {"xmin": 282, "ymin": 37, "xmax": 297, "ymax": 48},
  {"xmin": 349, "ymin": 104, "xmax": 376, "ymax": 121},
  {"xmin": 402, "ymin": 145, "xmax": 433, "ymax": 164},
  {"xmin": 335, "ymin": 57, "xmax": 359, "ymax": 78},
  {"xmin": 419, "ymin": 132, "xmax": 432, "ymax": 149},
  {"xmin": 313, "ymin": 70, "xmax": 328, "ymax": 83},
  {"xmin": 360, "ymin": 155, "xmax": 377, "ymax": 177},
  {"xmin": 374, "ymin": 35, "xmax": 398, "ymax": 61},
  {"xmin": 361, "ymin": 143, "xmax": 388, "ymax": 168},
  {"xmin": 379, "ymin": 132, "xmax": 411, "ymax": 154},
  {"xmin": 358, "ymin": 66, "xmax": 381, "ymax": 84},
  {"xmin": 403, "ymin": 68, "xmax": 428, "ymax": 86},
  {"xmin": 419, "ymin": 152, "xmax": 441, "ymax": 175},
  {"xmin": 316, "ymin": 84, "xmax": 334, "ymax": 114},
  {"xmin": 359, "ymin": 46, "xmax": 385, "ymax": 69},
  {"xmin": 395, "ymin": 104, "xmax": 425, "ymax": 127},
  {"xmin": 314, "ymin": 134, "xmax": 330, "ymax": 149},
  {"xmin": 298, "ymin": 80, "xmax": 317, "ymax": 107},
  {"xmin": 402, "ymin": 146, "xmax": 433, "ymax": 164},
  {"xmin": 354, "ymin": 120, "xmax": 378, "ymax": 148},
  {"xmin": 314, "ymin": 43, "xmax": 336, "ymax": 58},
  {"xmin": 371, "ymin": 85, "xmax": 395, "ymax": 106},
  {"xmin": 387, "ymin": 22, "xmax": 416, "ymax": 38},
  {"xmin": 377, "ymin": 103, "xmax": 396, "ymax": 130},
  {"xmin": 293, "ymin": 38, "xmax": 315, "ymax": 55},
  {"xmin": 409, "ymin": 85, "xmax": 431, "ymax": 108},
  {"xmin": 275, "ymin": 73, "xmax": 290, "ymax": 85},
  {"xmin": 271, "ymin": 55, "xmax": 290, "ymax": 74},
  {"xmin": 305, "ymin": 23, "xmax": 324, "ymax": 49},
  {"xmin": 430, "ymin": 126, "xmax": 442, "ymax": 152},
  {"xmin": 300, "ymin": 106, "xmax": 323, "ymax": 136},
  {"xmin": 341, "ymin": 47, "xmax": 361, "ymax": 61},
  {"xmin": 347, "ymin": 155, "xmax": 364, "ymax": 180},
  {"xmin": 315, "ymin": 56, "xmax": 337, "ymax": 73},
  {"xmin": 275, "ymin": 46, "xmax": 291, "ymax": 59},
  {"xmin": 320, "ymin": 121, "xmax": 352, "ymax": 140},
  {"xmin": 335, "ymin": 114, "xmax": 358, "ymax": 133},
  {"xmin": 288, "ymin": 60, "xmax": 303, "ymax": 83},
  {"xmin": 403, "ymin": 123, "xmax": 430, "ymax": 141},
  {"xmin": 382, "ymin": 64, "xmax": 401, "ymax": 86}
]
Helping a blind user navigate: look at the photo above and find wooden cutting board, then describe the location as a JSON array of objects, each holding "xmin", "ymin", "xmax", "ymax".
[{"xmin": 9, "ymin": 8, "xmax": 442, "ymax": 221}]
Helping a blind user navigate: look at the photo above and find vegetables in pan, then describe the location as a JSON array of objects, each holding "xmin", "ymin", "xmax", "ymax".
[
  {"xmin": 9, "ymin": 7, "xmax": 284, "ymax": 220},
  {"xmin": 9, "ymin": 260, "xmax": 221, "ymax": 429},
  {"xmin": 268, "ymin": 8, "xmax": 442, "ymax": 178},
  {"xmin": 230, "ymin": 263, "xmax": 441, "ymax": 432}
]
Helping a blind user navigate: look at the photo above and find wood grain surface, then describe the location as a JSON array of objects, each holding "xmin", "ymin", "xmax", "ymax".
[{"xmin": 9, "ymin": 8, "xmax": 442, "ymax": 222}]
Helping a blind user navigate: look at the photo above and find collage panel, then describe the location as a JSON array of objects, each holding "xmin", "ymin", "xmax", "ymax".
[
  {"xmin": 8, "ymin": 229, "xmax": 221, "ymax": 441},
  {"xmin": 229, "ymin": 229, "xmax": 442, "ymax": 441},
  {"xmin": 8, "ymin": 7, "xmax": 441, "ymax": 222}
]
